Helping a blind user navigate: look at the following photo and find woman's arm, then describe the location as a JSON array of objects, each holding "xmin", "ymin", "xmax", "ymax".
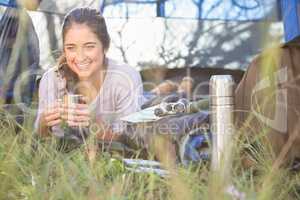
[
  {"xmin": 93, "ymin": 118, "xmax": 121, "ymax": 141},
  {"xmin": 35, "ymin": 70, "xmax": 61, "ymax": 137},
  {"xmin": 95, "ymin": 66, "xmax": 143, "ymax": 141}
]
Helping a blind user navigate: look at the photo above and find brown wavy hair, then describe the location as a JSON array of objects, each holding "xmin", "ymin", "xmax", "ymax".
[{"xmin": 57, "ymin": 7, "xmax": 111, "ymax": 94}]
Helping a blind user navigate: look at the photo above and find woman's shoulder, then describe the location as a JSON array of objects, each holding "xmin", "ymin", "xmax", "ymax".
[
  {"xmin": 41, "ymin": 66, "xmax": 59, "ymax": 77},
  {"xmin": 39, "ymin": 66, "xmax": 60, "ymax": 84},
  {"xmin": 107, "ymin": 59, "xmax": 141, "ymax": 81}
]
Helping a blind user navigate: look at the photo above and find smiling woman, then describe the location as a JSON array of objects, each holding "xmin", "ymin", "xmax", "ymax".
[{"xmin": 35, "ymin": 7, "xmax": 144, "ymax": 148}]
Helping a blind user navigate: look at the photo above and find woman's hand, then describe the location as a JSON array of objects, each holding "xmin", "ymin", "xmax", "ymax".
[
  {"xmin": 40, "ymin": 101, "xmax": 62, "ymax": 127},
  {"xmin": 61, "ymin": 103, "xmax": 91, "ymax": 127},
  {"xmin": 37, "ymin": 101, "xmax": 62, "ymax": 136}
]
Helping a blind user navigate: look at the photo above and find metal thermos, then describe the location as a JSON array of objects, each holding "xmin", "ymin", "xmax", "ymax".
[{"xmin": 210, "ymin": 75, "xmax": 235, "ymax": 175}]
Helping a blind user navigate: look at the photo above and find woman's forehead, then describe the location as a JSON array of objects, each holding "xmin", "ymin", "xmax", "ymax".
[
  {"xmin": 64, "ymin": 23, "xmax": 100, "ymax": 43},
  {"xmin": 65, "ymin": 23, "xmax": 93, "ymax": 35}
]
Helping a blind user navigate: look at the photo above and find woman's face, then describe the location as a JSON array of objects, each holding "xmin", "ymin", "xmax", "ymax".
[{"xmin": 64, "ymin": 23, "xmax": 106, "ymax": 81}]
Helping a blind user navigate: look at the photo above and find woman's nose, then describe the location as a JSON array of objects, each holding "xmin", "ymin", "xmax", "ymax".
[{"xmin": 76, "ymin": 48, "xmax": 87, "ymax": 61}]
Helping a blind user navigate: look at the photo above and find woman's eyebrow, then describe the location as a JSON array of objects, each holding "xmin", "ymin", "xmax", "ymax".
[
  {"xmin": 64, "ymin": 42, "xmax": 96, "ymax": 46},
  {"xmin": 64, "ymin": 43, "xmax": 75, "ymax": 46},
  {"xmin": 84, "ymin": 42, "xmax": 97, "ymax": 45}
]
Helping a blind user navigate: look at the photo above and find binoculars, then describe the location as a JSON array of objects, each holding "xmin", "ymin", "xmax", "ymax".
[
  {"xmin": 154, "ymin": 98, "xmax": 209, "ymax": 117},
  {"xmin": 154, "ymin": 98, "xmax": 188, "ymax": 117}
]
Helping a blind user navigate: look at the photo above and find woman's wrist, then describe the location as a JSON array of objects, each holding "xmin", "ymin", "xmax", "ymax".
[{"xmin": 38, "ymin": 121, "xmax": 51, "ymax": 137}]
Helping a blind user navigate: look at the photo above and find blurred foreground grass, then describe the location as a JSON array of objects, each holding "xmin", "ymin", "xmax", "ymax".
[{"xmin": 0, "ymin": 110, "xmax": 299, "ymax": 200}]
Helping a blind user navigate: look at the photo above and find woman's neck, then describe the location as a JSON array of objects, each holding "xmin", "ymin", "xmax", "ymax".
[{"xmin": 78, "ymin": 68, "xmax": 106, "ymax": 104}]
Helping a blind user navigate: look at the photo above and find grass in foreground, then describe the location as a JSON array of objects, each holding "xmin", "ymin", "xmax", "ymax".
[{"xmin": 0, "ymin": 111, "xmax": 299, "ymax": 200}]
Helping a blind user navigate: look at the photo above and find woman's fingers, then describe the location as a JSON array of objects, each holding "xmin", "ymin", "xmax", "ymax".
[
  {"xmin": 73, "ymin": 115, "xmax": 90, "ymax": 122},
  {"xmin": 47, "ymin": 119, "xmax": 62, "ymax": 127},
  {"xmin": 61, "ymin": 108, "xmax": 89, "ymax": 117},
  {"xmin": 74, "ymin": 108, "xmax": 90, "ymax": 116},
  {"xmin": 75, "ymin": 103, "xmax": 89, "ymax": 109},
  {"xmin": 68, "ymin": 115, "xmax": 90, "ymax": 123},
  {"xmin": 45, "ymin": 112, "xmax": 61, "ymax": 123},
  {"xmin": 61, "ymin": 103, "xmax": 91, "ymax": 123},
  {"xmin": 66, "ymin": 120, "xmax": 90, "ymax": 127},
  {"xmin": 41, "ymin": 103, "xmax": 62, "ymax": 127},
  {"xmin": 62, "ymin": 103, "xmax": 88, "ymax": 110},
  {"xmin": 61, "ymin": 114, "xmax": 90, "ymax": 122}
]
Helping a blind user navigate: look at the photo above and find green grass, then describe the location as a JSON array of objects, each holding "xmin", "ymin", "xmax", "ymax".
[{"xmin": 0, "ymin": 111, "xmax": 299, "ymax": 200}]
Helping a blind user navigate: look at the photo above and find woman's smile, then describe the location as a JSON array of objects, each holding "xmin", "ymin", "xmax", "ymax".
[{"xmin": 74, "ymin": 60, "xmax": 92, "ymax": 70}]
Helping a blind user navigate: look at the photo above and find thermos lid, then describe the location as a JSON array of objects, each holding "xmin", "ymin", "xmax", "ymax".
[{"xmin": 209, "ymin": 75, "xmax": 235, "ymax": 105}]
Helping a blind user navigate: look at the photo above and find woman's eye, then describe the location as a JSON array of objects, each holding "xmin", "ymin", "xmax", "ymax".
[
  {"xmin": 66, "ymin": 46, "xmax": 75, "ymax": 51},
  {"xmin": 86, "ymin": 45, "xmax": 95, "ymax": 49}
]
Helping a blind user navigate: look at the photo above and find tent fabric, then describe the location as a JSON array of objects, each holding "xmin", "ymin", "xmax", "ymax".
[{"xmin": 0, "ymin": 7, "xmax": 40, "ymax": 105}]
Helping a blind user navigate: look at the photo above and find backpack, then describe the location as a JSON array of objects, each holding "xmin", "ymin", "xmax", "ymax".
[{"xmin": 235, "ymin": 36, "xmax": 300, "ymax": 165}]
